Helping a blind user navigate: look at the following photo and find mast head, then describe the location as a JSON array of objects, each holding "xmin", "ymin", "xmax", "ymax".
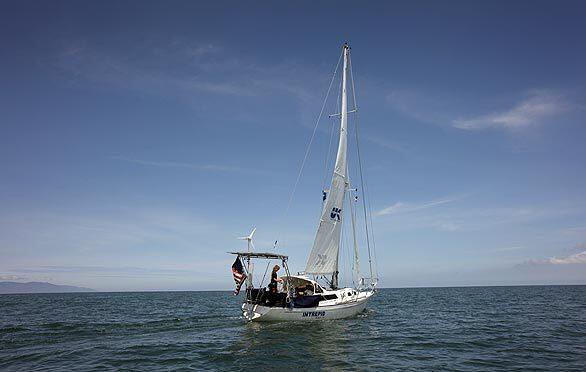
[{"xmin": 343, "ymin": 42, "xmax": 350, "ymax": 50}]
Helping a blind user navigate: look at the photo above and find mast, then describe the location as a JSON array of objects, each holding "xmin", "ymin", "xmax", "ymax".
[
  {"xmin": 305, "ymin": 43, "xmax": 350, "ymax": 288},
  {"xmin": 337, "ymin": 42, "xmax": 350, "ymax": 182},
  {"xmin": 332, "ymin": 43, "xmax": 350, "ymax": 288}
]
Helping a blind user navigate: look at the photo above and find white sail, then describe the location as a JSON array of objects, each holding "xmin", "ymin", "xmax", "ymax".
[{"xmin": 305, "ymin": 44, "xmax": 350, "ymax": 277}]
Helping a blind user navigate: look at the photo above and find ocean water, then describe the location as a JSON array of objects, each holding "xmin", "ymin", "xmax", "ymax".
[{"xmin": 1, "ymin": 286, "xmax": 584, "ymax": 371}]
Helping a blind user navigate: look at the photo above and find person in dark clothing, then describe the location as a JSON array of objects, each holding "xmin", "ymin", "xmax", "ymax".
[
  {"xmin": 268, "ymin": 265, "xmax": 282, "ymax": 293},
  {"xmin": 266, "ymin": 265, "xmax": 283, "ymax": 306}
]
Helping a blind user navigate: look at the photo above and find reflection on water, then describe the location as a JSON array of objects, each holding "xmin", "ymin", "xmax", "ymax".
[{"xmin": 236, "ymin": 319, "xmax": 357, "ymax": 369}]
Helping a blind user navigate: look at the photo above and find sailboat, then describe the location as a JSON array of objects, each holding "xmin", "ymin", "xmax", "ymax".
[{"xmin": 229, "ymin": 43, "xmax": 377, "ymax": 322}]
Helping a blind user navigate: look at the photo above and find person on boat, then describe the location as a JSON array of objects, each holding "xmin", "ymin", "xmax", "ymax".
[{"xmin": 268, "ymin": 265, "xmax": 282, "ymax": 293}]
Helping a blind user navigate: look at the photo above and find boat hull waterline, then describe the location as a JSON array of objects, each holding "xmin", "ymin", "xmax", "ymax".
[{"xmin": 242, "ymin": 290, "xmax": 374, "ymax": 322}]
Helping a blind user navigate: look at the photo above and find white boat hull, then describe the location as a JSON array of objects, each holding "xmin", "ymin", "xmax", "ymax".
[{"xmin": 242, "ymin": 290, "xmax": 374, "ymax": 322}]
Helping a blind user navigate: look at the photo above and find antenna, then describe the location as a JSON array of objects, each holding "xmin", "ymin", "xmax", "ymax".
[{"xmin": 238, "ymin": 227, "xmax": 256, "ymax": 252}]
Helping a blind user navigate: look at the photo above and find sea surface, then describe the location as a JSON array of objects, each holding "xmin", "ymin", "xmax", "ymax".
[{"xmin": 1, "ymin": 286, "xmax": 585, "ymax": 371}]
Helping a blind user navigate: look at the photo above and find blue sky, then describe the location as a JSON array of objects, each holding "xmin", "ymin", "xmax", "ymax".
[{"xmin": 1, "ymin": 1, "xmax": 585, "ymax": 291}]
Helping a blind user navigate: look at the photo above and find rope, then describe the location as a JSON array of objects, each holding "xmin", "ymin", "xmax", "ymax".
[
  {"xmin": 254, "ymin": 49, "xmax": 343, "ymax": 300},
  {"xmin": 282, "ymin": 50, "xmax": 343, "ymax": 224},
  {"xmin": 322, "ymin": 117, "xmax": 337, "ymax": 191},
  {"xmin": 274, "ymin": 48, "xmax": 343, "ymax": 253},
  {"xmin": 323, "ymin": 68, "xmax": 343, "ymax": 190},
  {"xmin": 348, "ymin": 50, "xmax": 376, "ymax": 282},
  {"xmin": 366, "ymin": 179, "xmax": 379, "ymax": 279}
]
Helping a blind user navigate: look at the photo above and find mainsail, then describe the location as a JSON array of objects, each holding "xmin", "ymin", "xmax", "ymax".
[{"xmin": 305, "ymin": 44, "xmax": 350, "ymax": 283}]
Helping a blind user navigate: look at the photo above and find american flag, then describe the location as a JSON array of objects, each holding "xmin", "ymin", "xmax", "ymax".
[{"xmin": 231, "ymin": 257, "xmax": 247, "ymax": 295}]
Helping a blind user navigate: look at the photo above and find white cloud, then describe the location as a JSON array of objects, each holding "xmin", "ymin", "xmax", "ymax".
[
  {"xmin": 385, "ymin": 89, "xmax": 578, "ymax": 135},
  {"xmin": 548, "ymin": 251, "xmax": 586, "ymax": 264},
  {"xmin": 526, "ymin": 250, "xmax": 586, "ymax": 265},
  {"xmin": 453, "ymin": 90, "xmax": 571, "ymax": 130},
  {"xmin": 376, "ymin": 196, "xmax": 461, "ymax": 216},
  {"xmin": 0, "ymin": 275, "xmax": 27, "ymax": 281}
]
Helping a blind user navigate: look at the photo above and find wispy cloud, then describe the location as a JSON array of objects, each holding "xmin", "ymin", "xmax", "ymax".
[
  {"xmin": 560, "ymin": 226, "xmax": 586, "ymax": 237},
  {"xmin": 453, "ymin": 90, "xmax": 572, "ymax": 130},
  {"xmin": 434, "ymin": 221, "xmax": 462, "ymax": 232},
  {"xmin": 525, "ymin": 250, "xmax": 586, "ymax": 265},
  {"xmin": 53, "ymin": 40, "xmax": 316, "ymax": 105},
  {"xmin": 386, "ymin": 89, "xmax": 579, "ymax": 134},
  {"xmin": 0, "ymin": 206, "xmax": 221, "ymax": 259},
  {"xmin": 0, "ymin": 275, "xmax": 27, "ymax": 281},
  {"xmin": 376, "ymin": 195, "xmax": 462, "ymax": 216},
  {"xmin": 386, "ymin": 89, "xmax": 453, "ymax": 125},
  {"xmin": 494, "ymin": 246, "xmax": 525, "ymax": 252},
  {"xmin": 375, "ymin": 198, "xmax": 586, "ymax": 234},
  {"xmin": 362, "ymin": 134, "xmax": 409, "ymax": 154},
  {"xmin": 15, "ymin": 264, "xmax": 221, "ymax": 278},
  {"xmin": 55, "ymin": 41, "xmax": 254, "ymax": 97},
  {"xmin": 111, "ymin": 156, "xmax": 277, "ymax": 175}
]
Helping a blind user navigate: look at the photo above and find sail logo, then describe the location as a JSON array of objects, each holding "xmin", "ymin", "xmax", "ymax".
[
  {"xmin": 330, "ymin": 207, "xmax": 342, "ymax": 221},
  {"xmin": 316, "ymin": 254, "xmax": 328, "ymax": 267},
  {"xmin": 302, "ymin": 311, "xmax": 326, "ymax": 318}
]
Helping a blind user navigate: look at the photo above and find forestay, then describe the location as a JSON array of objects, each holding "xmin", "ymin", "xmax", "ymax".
[{"xmin": 305, "ymin": 44, "xmax": 350, "ymax": 277}]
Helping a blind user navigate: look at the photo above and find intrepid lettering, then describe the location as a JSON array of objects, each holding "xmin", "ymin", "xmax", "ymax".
[{"xmin": 302, "ymin": 311, "xmax": 326, "ymax": 317}]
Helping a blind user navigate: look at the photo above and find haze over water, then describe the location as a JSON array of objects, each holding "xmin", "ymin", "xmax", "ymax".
[{"xmin": 2, "ymin": 286, "xmax": 584, "ymax": 370}]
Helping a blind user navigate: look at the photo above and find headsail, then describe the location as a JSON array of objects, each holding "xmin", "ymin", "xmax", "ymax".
[{"xmin": 305, "ymin": 44, "xmax": 350, "ymax": 282}]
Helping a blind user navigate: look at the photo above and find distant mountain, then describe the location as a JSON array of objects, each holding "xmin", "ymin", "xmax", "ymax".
[{"xmin": 0, "ymin": 281, "xmax": 96, "ymax": 294}]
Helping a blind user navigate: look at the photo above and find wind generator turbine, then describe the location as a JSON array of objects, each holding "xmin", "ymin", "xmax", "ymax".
[
  {"xmin": 238, "ymin": 227, "xmax": 256, "ymax": 252},
  {"xmin": 238, "ymin": 228, "xmax": 256, "ymax": 285}
]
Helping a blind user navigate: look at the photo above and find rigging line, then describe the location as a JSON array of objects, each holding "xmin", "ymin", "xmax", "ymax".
[
  {"xmin": 348, "ymin": 50, "xmax": 374, "ymax": 280},
  {"xmin": 324, "ymin": 65, "xmax": 343, "ymax": 189},
  {"xmin": 364, "ymin": 176, "xmax": 379, "ymax": 278},
  {"xmin": 345, "ymin": 215, "xmax": 352, "ymax": 288},
  {"xmin": 343, "ymin": 193, "xmax": 354, "ymax": 289},
  {"xmin": 252, "ymin": 264, "xmax": 266, "ymax": 304},
  {"xmin": 348, "ymin": 189, "xmax": 360, "ymax": 284},
  {"xmin": 346, "ymin": 163, "xmax": 359, "ymax": 287},
  {"xmin": 276, "ymin": 48, "xmax": 343, "ymax": 248},
  {"xmin": 336, "ymin": 65, "xmax": 342, "ymax": 115},
  {"xmin": 322, "ymin": 116, "xmax": 337, "ymax": 191},
  {"xmin": 258, "ymin": 260, "xmax": 271, "ymax": 289},
  {"xmin": 321, "ymin": 71, "xmax": 343, "ymax": 194},
  {"xmin": 340, "ymin": 216, "xmax": 347, "ymax": 288},
  {"xmin": 346, "ymin": 192, "xmax": 354, "ymax": 286}
]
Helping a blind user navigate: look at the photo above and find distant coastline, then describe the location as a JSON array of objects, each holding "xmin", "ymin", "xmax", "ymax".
[{"xmin": 0, "ymin": 281, "xmax": 96, "ymax": 294}]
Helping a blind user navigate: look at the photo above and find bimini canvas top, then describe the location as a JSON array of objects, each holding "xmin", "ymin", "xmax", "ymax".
[
  {"xmin": 228, "ymin": 252, "xmax": 288, "ymax": 260},
  {"xmin": 280, "ymin": 275, "xmax": 317, "ymax": 286}
]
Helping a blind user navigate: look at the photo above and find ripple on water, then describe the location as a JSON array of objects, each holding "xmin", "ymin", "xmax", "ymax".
[{"xmin": 1, "ymin": 287, "xmax": 585, "ymax": 371}]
